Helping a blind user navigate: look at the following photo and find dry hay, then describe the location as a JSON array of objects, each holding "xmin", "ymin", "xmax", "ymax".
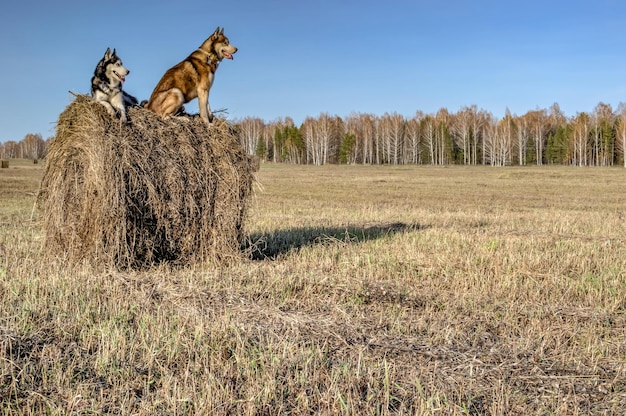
[{"xmin": 38, "ymin": 94, "xmax": 257, "ymax": 270}]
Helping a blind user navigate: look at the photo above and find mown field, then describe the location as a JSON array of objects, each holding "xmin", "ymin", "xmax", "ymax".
[{"xmin": 1, "ymin": 159, "xmax": 625, "ymax": 415}]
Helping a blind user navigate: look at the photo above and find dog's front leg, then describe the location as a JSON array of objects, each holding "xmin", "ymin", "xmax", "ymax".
[
  {"xmin": 206, "ymin": 93, "xmax": 213, "ymax": 123},
  {"xmin": 197, "ymin": 88, "xmax": 213, "ymax": 124},
  {"xmin": 114, "ymin": 106, "xmax": 128, "ymax": 124},
  {"xmin": 115, "ymin": 103, "xmax": 128, "ymax": 123},
  {"xmin": 97, "ymin": 100, "xmax": 116, "ymax": 117},
  {"xmin": 110, "ymin": 93, "xmax": 128, "ymax": 123}
]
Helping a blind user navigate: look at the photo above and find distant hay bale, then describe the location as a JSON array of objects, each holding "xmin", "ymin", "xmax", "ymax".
[
  {"xmin": 1, "ymin": 160, "xmax": 8, "ymax": 168},
  {"xmin": 38, "ymin": 94, "xmax": 257, "ymax": 270}
]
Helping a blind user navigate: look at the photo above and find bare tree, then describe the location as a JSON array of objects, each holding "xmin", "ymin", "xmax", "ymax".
[
  {"xmin": 483, "ymin": 114, "xmax": 512, "ymax": 166},
  {"xmin": 435, "ymin": 108, "xmax": 451, "ymax": 165},
  {"xmin": 0, "ymin": 141, "xmax": 19, "ymax": 159},
  {"xmin": 616, "ymin": 103, "xmax": 626, "ymax": 168},
  {"xmin": 483, "ymin": 117, "xmax": 497, "ymax": 166},
  {"xmin": 17, "ymin": 133, "xmax": 45, "ymax": 160},
  {"xmin": 361, "ymin": 114, "xmax": 376, "ymax": 164},
  {"xmin": 237, "ymin": 117, "xmax": 265, "ymax": 157},
  {"xmin": 569, "ymin": 112, "xmax": 590, "ymax": 166},
  {"xmin": 451, "ymin": 106, "xmax": 475, "ymax": 165},
  {"xmin": 515, "ymin": 113, "xmax": 531, "ymax": 165},
  {"xmin": 261, "ymin": 122, "xmax": 275, "ymax": 162},
  {"xmin": 345, "ymin": 113, "xmax": 376, "ymax": 164},
  {"xmin": 302, "ymin": 117, "xmax": 316, "ymax": 165},
  {"xmin": 271, "ymin": 118, "xmax": 288, "ymax": 163},
  {"xmin": 344, "ymin": 113, "xmax": 362, "ymax": 164},
  {"xmin": 591, "ymin": 102, "xmax": 615, "ymax": 166},
  {"xmin": 472, "ymin": 108, "xmax": 488, "ymax": 165},
  {"xmin": 379, "ymin": 113, "xmax": 405, "ymax": 164},
  {"xmin": 527, "ymin": 109, "xmax": 547, "ymax": 165},
  {"xmin": 404, "ymin": 111, "xmax": 423, "ymax": 164},
  {"xmin": 421, "ymin": 115, "xmax": 437, "ymax": 165},
  {"xmin": 332, "ymin": 116, "xmax": 345, "ymax": 164},
  {"xmin": 501, "ymin": 109, "xmax": 515, "ymax": 166},
  {"xmin": 302, "ymin": 113, "xmax": 341, "ymax": 165}
]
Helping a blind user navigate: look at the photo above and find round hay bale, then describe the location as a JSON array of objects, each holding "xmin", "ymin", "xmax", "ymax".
[{"xmin": 38, "ymin": 95, "xmax": 257, "ymax": 270}]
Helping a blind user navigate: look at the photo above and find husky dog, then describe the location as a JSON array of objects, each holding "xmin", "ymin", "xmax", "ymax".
[
  {"xmin": 91, "ymin": 48, "xmax": 138, "ymax": 123},
  {"xmin": 146, "ymin": 27, "xmax": 237, "ymax": 124}
]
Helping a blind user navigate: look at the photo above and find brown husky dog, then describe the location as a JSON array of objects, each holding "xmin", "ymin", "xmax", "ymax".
[{"xmin": 146, "ymin": 27, "xmax": 237, "ymax": 123}]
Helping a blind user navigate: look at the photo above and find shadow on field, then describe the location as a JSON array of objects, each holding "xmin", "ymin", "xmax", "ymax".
[{"xmin": 246, "ymin": 222, "xmax": 426, "ymax": 260}]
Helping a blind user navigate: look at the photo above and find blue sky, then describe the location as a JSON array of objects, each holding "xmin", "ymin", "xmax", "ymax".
[{"xmin": 1, "ymin": 0, "xmax": 626, "ymax": 142}]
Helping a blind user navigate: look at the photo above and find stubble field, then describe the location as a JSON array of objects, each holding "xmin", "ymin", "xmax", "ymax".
[{"xmin": 1, "ymin": 159, "xmax": 625, "ymax": 415}]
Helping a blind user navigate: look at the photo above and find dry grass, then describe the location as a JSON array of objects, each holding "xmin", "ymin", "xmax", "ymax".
[
  {"xmin": 1, "ymin": 161, "xmax": 625, "ymax": 415},
  {"xmin": 38, "ymin": 95, "xmax": 256, "ymax": 270}
]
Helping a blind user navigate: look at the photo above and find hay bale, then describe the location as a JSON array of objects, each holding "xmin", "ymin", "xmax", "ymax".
[
  {"xmin": 1, "ymin": 160, "xmax": 8, "ymax": 168},
  {"xmin": 38, "ymin": 95, "xmax": 256, "ymax": 270}
]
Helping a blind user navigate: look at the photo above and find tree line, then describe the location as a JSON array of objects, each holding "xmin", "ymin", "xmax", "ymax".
[
  {"xmin": 3, "ymin": 102, "xmax": 626, "ymax": 167},
  {"xmin": 0, "ymin": 133, "xmax": 48, "ymax": 160},
  {"xmin": 236, "ymin": 102, "xmax": 626, "ymax": 167}
]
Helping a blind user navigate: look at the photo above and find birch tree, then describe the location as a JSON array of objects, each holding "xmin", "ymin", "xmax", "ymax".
[
  {"xmin": 345, "ymin": 113, "xmax": 377, "ymax": 164},
  {"xmin": 472, "ymin": 108, "xmax": 488, "ymax": 165},
  {"xmin": 501, "ymin": 110, "xmax": 515, "ymax": 166},
  {"xmin": 301, "ymin": 117, "xmax": 316, "ymax": 164},
  {"xmin": 344, "ymin": 113, "xmax": 362, "ymax": 164},
  {"xmin": 569, "ymin": 112, "xmax": 590, "ymax": 166},
  {"xmin": 303, "ymin": 113, "xmax": 341, "ymax": 165},
  {"xmin": 515, "ymin": 113, "xmax": 531, "ymax": 165},
  {"xmin": 405, "ymin": 112, "xmax": 423, "ymax": 164},
  {"xmin": 20, "ymin": 133, "xmax": 46, "ymax": 160},
  {"xmin": 421, "ymin": 115, "xmax": 437, "ymax": 165},
  {"xmin": 0, "ymin": 141, "xmax": 18, "ymax": 159},
  {"xmin": 483, "ymin": 115, "xmax": 512, "ymax": 166},
  {"xmin": 591, "ymin": 102, "xmax": 615, "ymax": 166},
  {"xmin": 380, "ymin": 112, "xmax": 405, "ymax": 164},
  {"xmin": 435, "ymin": 108, "xmax": 451, "ymax": 165},
  {"xmin": 616, "ymin": 103, "xmax": 626, "ymax": 167},
  {"xmin": 237, "ymin": 117, "xmax": 265, "ymax": 156},
  {"xmin": 355, "ymin": 113, "xmax": 377, "ymax": 164},
  {"xmin": 451, "ymin": 106, "xmax": 474, "ymax": 165},
  {"xmin": 527, "ymin": 109, "xmax": 547, "ymax": 165}
]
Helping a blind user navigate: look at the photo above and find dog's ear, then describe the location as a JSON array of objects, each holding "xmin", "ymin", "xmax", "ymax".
[
  {"xmin": 104, "ymin": 47, "xmax": 112, "ymax": 59},
  {"xmin": 212, "ymin": 26, "xmax": 221, "ymax": 38}
]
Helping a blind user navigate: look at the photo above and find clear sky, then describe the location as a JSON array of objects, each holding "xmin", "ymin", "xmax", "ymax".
[{"xmin": 1, "ymin": 0, "xmax": 626, "ymax": 142}]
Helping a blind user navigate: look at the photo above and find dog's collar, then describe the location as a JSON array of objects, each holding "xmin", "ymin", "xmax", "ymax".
[
  {"xmin": 97, "ymin": 81, "xmax": 121, "ymax": 96},
  {"xmin": 197, "ymin": 48, "xmax": 222, "ymax": 63},
  {"xmin": 99, "ymin": 82, "xmax": 113, "ymax": 94}
]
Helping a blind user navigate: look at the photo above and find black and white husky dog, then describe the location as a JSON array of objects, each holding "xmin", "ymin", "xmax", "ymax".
[{"xmin": 90, "ymin": 48, "xmax": 138, "ymax": 123}]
